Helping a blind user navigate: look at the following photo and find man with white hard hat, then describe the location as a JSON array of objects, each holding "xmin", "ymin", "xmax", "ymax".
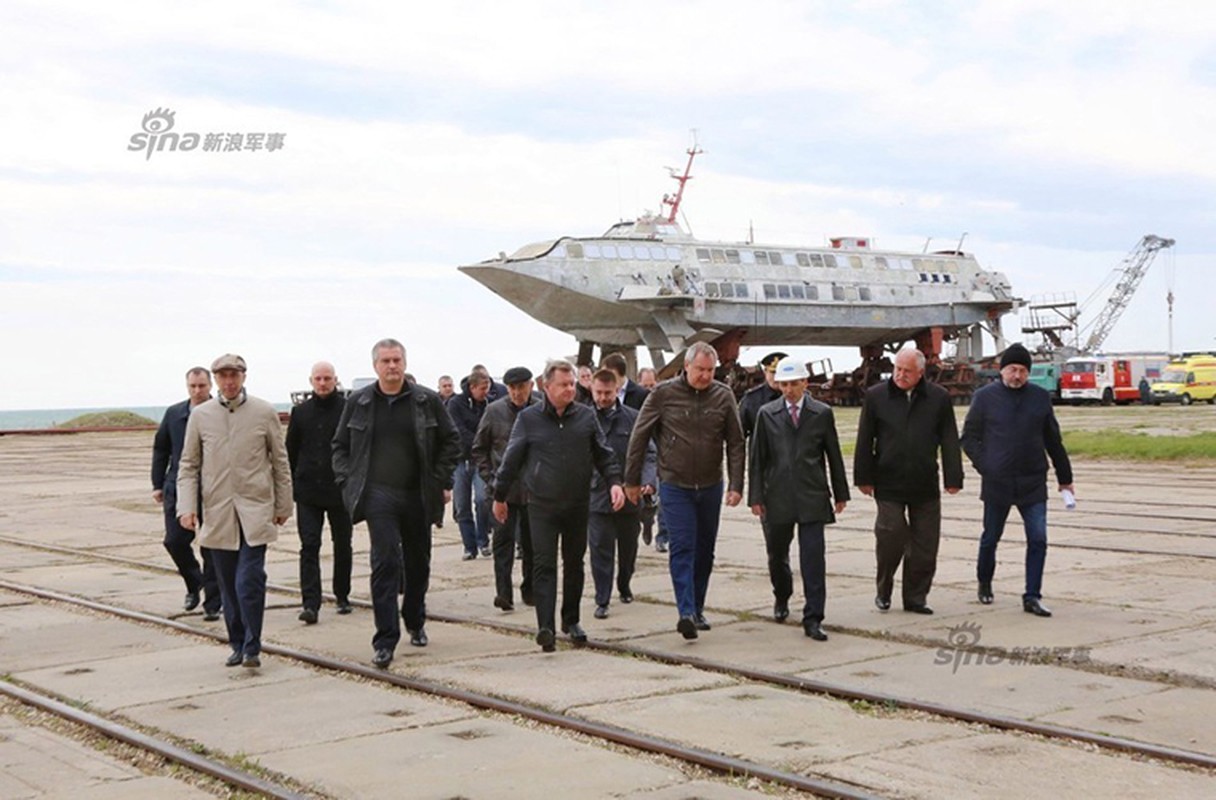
[{"xmin": 747, "ymin": 356, "xmax": 849, "ymax": 641}]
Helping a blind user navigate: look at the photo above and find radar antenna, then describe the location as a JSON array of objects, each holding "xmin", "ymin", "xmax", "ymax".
[{"xmin": 661, "ymin": 136, "xmax": 703, "ymax": 224}]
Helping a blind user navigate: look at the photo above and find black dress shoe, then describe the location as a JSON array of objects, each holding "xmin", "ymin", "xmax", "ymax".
[
  {"xmin": 493, "ymin": 596, "xmax": 514, "ymax": 611},
  {"xmin": 620, "ymin": 591, "xmax": 633, "ymax": 604},
  {"xmin": 694, "ymin": 614, "xmax": 711, "ymax": 631},
  {"xmin": 203, "ymin": 608, "xmax": 222, "ymax": 622},
  {"xmin": 537, "ymin": 628, "xmax": 556, "ymax": 652},
  {"xmin": 562, "ymin": 622, "xmax": 588, "ymax": 644},
  {"xmin": 242, "ymin": 655, "xmax": 261, "ymax": 669},
  {"xmin": 774, "ymin": 600, "xmax": 790, "ymax": 623},
  {"xmin": 594, "ymin": 604, "xmax": 609, "ymax": 619},
  {"xmin": 225, "ymin": 651, "xmax": 243, "ymax": 667},
  {"xmin": 409, "ymin": 627, "xmax": 428, "ymax": 647},
  {"xmin": 904, "ymin": 603, "xmax": 934, "ymax": 615},
  {"xmin": 184, "ymin": 592, "xmax": 201, "ymax": 612},
  {"xmin": 656, "ymin": 540, "xmax": 668, "ymax": 553},
  {"xmin": 462, "ymin": 551, "xmax": 476, "ymax": 561},
  {"xmin": 298, "ymin": 608, "xmax": 318, "ymax": 625},
  {"xmin": 336, "ymin": 600, "xmax": 353, "ymax": 615},
  {"xmin": 1023, "ymin": 598, "xmax": 1053, "ymax": 617},
  {"xmin": 978, "ymin": 582, "xmax": 994, "ymax": 605},
  {"xmin": 677, "ymin": 616, "xmax": 698, "ymax": 640},
  {"xmin": 804, "ymin": 621, "xmax": 828, "ymax": 641},
  {"xmin": 875, "ymin": 595, "xmax": 891, "ymax": 611},
  {"xmin": 372, "ymin": 648, "xmax": 394, "ymax": 668}
]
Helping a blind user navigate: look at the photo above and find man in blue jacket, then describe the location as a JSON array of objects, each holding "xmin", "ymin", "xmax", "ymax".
[
  {"xmin": 151, "ymin": 367, "xmax": 221, "ymax": 620},
  {"xmin": 962, "ymin": 343, "xmax": 1074, "ymax": 617}
]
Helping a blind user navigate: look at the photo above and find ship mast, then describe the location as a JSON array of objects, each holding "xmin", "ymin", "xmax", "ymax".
[{"xmin": 661, "ymin": 142, "xmax": 703, "ymax": 224}]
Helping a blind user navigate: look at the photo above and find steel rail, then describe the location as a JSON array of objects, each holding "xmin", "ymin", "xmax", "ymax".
[
  {"xmin": 0, "ymin": 679, "xmax": 309, "ymax": 800},
  {"xmin": 0, "ymin": 579, "xmax": 881, "ymax": 800}
]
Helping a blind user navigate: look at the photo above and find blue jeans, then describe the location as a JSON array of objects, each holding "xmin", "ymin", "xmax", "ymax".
[
  {"xmin": 659, "ymin": 482, "xmax": 724, "ymax": 618},
  {"xmin": 211, "ymin": 531, "xmax": 267, "ymax": 658},
  {"xmin": 977, "ymin": 500, "xmax": 1048, "ymax": 601},
  {"xmin": 453, "ymin": 460, "xmax": 489, "ymax": 553}
]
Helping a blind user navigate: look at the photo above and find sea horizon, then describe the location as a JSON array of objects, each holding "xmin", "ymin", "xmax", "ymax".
[{"xmin": 0, "ymin": 403, "xmax": 292, "ymax": 431}]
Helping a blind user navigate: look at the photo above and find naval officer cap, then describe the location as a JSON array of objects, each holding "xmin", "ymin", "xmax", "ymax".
[
  {"xmin": 760, "ymin": 351, "xmax": 789, "ymax": 372},
  {"xmin": 211, "ymin": 353, "xmax": 247, "ymax": 373},
  {"xmin": 502, "ymin": 366, "xmax": 533, "ymax": 385}
]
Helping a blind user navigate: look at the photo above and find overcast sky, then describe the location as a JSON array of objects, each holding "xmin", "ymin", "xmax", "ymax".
[{"xmin": 2, "ymin": 0, "xmax": 1211, "ymax": 410}]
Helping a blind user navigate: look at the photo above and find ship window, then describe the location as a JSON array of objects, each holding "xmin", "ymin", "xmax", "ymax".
[
  {"xmin": 696, "ymin": 248, "xmax": 711, "ymax": 262},
  {"xmin": 706, "ymin": 282, "xmax": 720, "ymax": 298},
  {"xmin": 824, "ymin": 254, "xmax": 838, "ymax": 268},
  {"xmin": 845, "ymin": 286, "xmax": 859, "ymax": 301},
  {"xmin": 943, "ymin": 274, "xmax": 952, "ymax": 283},
  {"xmin": 947, "ymin": 260, "xmax": 959, "ymax": 272},
  {"xmin": 859, "ymin": 286, "xmax": 872, "ymax": 301},
  {"xmin": 935, "ymin": 260, "xmax": 946, "ymax": 271},
  {"xmin": 649, "ymin": 246, "xmax": 665, "ymax": 259},
  {"xmin": 550, "ymin": 244, "xmax": 566, "ymax": 258},
  {"xmin": 735, "ymin": 283, "xmax": 749, "ymax": 297},
  {"xmin": 711, "ymin": 249, "xmax": 727, "ymax": 264},
  {"xmin": 874, "ymin": 256, "xmax": 889, "ymax": 269},
  {"xmin": 617, "ymin": 245, "xmax": 632, "ymax": 259},
  {"xmin": 769, "ymin": 252, "xmax": 784, "ymax": 266},
  {"xmin": 912, "ymin": 258, "xmax": 925, "ymax": 270},
  {"xmin": 796, "ymin": 253, "xmax": 810, "ymax": 267},
  {"xmin": 720, "ymin": 282, "xmax": 735, "ymax": 298},
  {"xmin": 566, "ymin": 242, "xmax": 583, "ymax": 259},
  {"xmin": 791, "ymin": 284, "xmax": 806, "ymax": 299},
  {"xmin": 809, "ymin": 253, "xmax": 824, "ymax": 268},
  {"xmin": 849, "ymin": 255, "xmax": 863, "ymax": 269},
  {"xmin": 763, "ymin": 283, "xmax": 777, "ymax": 299},
  {"xmin": 666, "ymin": 246, "xmax": 682, "ymax": 261},
  {"xmin": 755, "ymin": 250, "xmax": 770, "ymax": 265},
  {"xmin": 634, "ymin": 246, "xmax": 649, "ymax": 260},
  {"xmin": 931, "ymin": 273, "xmax": 940, "ymax": 283},
  {"xmin": 740, "ymin": 249, "xmax": 756, "ymax": 264},
  {"xmin": 777, "ymin": 284, "xmax": 791, "ymax": 299},
  {"xmin": 602, "ymin": 244, "xmax": 618, "ymax": 259},
  {"xmin": 725, "ymin": 249, "xmax": 741, "ymax": 264},
  {"xmin": 919, "ymin": 273, "xmax": 929, "ymax": 282},
  {"xmin": 585, "ymin": 243, "xmax": 602, "ymax": 258},
  {"xmin": 899, "ymin": 258, "xmax": 914, "ymax": 270},
  {"xmin": 805, "ymin": 285, "xmax": 819, "ymax": 300},
  {"xmin": 831, "ymin": 285, "xmax": 845, "ymax": 301}
]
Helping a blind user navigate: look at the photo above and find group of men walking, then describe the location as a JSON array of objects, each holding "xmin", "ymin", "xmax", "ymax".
[{"xmin": 152, "ymin": 337, "xmax": 1073, "ymax": 670}]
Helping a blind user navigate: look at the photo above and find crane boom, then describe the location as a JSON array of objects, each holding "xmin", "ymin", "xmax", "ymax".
[{"xmin": 1082, "ymin": 234, "xmax": 1175, "ymax": 353}]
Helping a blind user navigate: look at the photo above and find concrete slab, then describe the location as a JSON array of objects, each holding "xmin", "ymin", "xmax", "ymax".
[
  {"xmin": 817, "ymin": 731, "xmax": 1216, "ymax": 800},
  {"xmin": 1037, "ymin": 686, "xmax": 1216, "ymax": 754},
  {"xmin": 121, "ymin": 672, "xmax": 476, "ymax": 756},
  {"xmin": 14, "ymin": 643, "xmax": 306, "ymax": 710},
  {"xmin": 577, "ymin": 684, "xmax": 968, "ymax": 766},
  {"xmin": 5, "ymin": 563, "xmax": 165, "ymax": 600},
  {"xmin": 415, "ymin": 648, "xmax": 736, "ymax": 712},
  {"xmin": 260, "ymin": 716, "xmax": 684, "ymax": 800},
  {"xmin": 0, "ymin": 605, "xmax": 174, "ymax": 673},
  {"xmin": 619, "ymin": 780, "xmax": 779, "ymax": 799}
]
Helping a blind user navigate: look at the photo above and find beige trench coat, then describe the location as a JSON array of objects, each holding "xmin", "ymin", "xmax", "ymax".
[{"xmin": 177, "ymin": 393, "xmax": 292, "ymax": 549}]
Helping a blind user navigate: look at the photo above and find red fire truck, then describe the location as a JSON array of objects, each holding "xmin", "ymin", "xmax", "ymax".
[{"xmin": 1059, "ymin": 354, "xmax": 1168, "ymax": 405}]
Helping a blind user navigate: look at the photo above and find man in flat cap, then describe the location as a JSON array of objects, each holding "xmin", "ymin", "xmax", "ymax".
[
  {"xmin": 177, "ymin": 354, "xmax": 293, "ymax": 668},
  {"xmin": 473, "ymin": 365, "xmax": 540, "ymax": 611},
  {"xmin": 962, "ymin": 343, "xmax": 1074, "ymax": 618}
]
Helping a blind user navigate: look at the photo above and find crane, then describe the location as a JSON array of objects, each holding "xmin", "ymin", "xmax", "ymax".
[{"xmin": 1078, "ymin": 234, "xmax": 1175, "ymax": 354}]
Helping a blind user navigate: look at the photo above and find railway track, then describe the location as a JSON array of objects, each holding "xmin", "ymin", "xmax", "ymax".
[{"xmin": 2, "ymin": 536, "xmax": 1214, "ymax": 776}]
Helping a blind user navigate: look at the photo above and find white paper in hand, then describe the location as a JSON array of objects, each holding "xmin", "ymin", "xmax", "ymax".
[{"xmin": 1061, "ymin": 488, "xmax": 1076, "ymax": 511}]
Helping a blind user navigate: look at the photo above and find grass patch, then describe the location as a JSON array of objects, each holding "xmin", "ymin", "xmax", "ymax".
[
  {"xmin": 56, "ymin": 410, "xmax": 155, "ymax": 428},
  {"xmin": 1062, "ymin": 430, "xmax": 1216, "ymax": 461}
]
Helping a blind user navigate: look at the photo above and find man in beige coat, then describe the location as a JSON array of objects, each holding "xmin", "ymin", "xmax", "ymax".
[{"xmin": 178, "ymin": 354, "xmax": 292, "ymax": 668}]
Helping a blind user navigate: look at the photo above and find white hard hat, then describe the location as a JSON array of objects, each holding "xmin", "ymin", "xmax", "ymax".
[{"xmin": 773, "ymin": 357, "xmax": 809, "ymax": 382}]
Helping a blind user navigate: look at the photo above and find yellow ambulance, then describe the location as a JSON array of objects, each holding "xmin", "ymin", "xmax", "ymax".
[{"xmin": 1150, "ymin": 355, "xmax": 1216, "ymax": 405}]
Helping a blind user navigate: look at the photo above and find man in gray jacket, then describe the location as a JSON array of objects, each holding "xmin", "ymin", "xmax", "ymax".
[{"xmin": 177, "ymin": 354, "xmax": 292, "ymax": 669}]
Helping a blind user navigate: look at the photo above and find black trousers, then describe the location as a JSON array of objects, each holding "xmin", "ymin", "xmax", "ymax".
[
  {"xmin": 587, "ymin": 511, "xmax": 640, "ymax": 607},
  {"xmin": 528, "ymin": 503, "xmax": 589, "ymax": 632},
  {"xmin": 364, "ymin": 484, "xmax": 430, "ymax": 652},
  {"xmin": 874, "ymin": 498, "xmax": 941, "ymax": 607},
  {"xmin": 297, "ymin": 499, "xmax": 353, "ymax": 611},
  {"xmin": 765, "ymin": 521, "xmax": 826, "ymax": 623},
  {"xmin": 492, "ymin": 502, "xmax": 533, "ymax": 604},
  {"xmin": 162, "ymin": 501, "xmax": 220, "ymax": 614}
]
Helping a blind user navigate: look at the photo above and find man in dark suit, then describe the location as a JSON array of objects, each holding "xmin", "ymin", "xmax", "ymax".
[
  {"xmin": 854, "ymin": 347, "xmax": 963, "ymax": 615},
  {"xmin": 600, "ymin": 352, "xmax": 650, "ymax": 410},
  {"xmin": 151, "ymin": 367, "xmax": 221, "ymax": 620},
  {"xmin": 748, "ymin": 357, "xmax": 849, "ymax": 641}
]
